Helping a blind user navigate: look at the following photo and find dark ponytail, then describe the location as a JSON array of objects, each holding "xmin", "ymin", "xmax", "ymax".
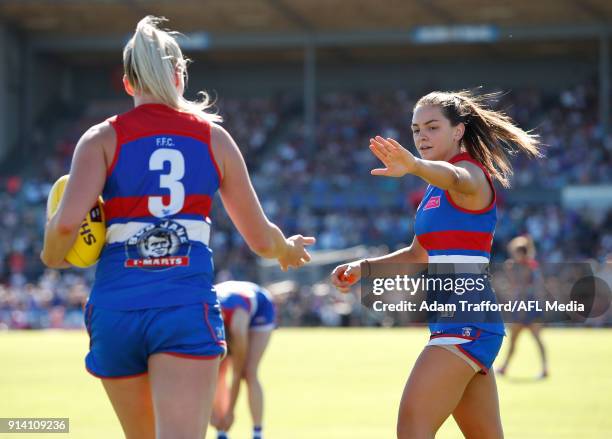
[{"xmin": 416, "ymin": 90, "xmax": 542, "ymax": 188}]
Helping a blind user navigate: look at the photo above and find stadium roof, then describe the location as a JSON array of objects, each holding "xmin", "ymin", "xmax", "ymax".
[{"xmin": 1, "ymin": 0, "xmax": 610, "ymax": 37}]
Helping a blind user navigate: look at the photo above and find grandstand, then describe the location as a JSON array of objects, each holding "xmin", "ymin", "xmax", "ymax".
[{"xmin": 0, "ymin": 1, "xmax": 610, "ymax": 329}]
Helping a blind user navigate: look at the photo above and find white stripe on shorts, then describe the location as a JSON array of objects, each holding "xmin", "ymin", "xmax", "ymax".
[
  {"xmin": 437, "ymin": 345, "xmax": 481, "ymax": 372},
  {"xmin": 427, "ymin": 336, "xmax": 472, "ymax": 346},
  {"xmin": 249, "ymin": 323, "xmax": 275, "ymax": 332}
]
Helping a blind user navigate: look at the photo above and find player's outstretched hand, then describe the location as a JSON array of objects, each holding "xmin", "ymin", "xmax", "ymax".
[
  {"xmin": 331, "ymin": 262, "xmax": 361, "ymax": 293},
  {"xmin": 369, "ymin": 136, "xmax": 417, "ymax": 177},
  {"xmin": 278, "ymin": 235, "xmax": 316, "ymax": 271}
]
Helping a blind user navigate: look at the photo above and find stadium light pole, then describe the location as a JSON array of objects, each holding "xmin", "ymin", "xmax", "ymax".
[
  {"xmin": 304, "ymin": 42, "xmax": 316, "ymax": 150},
  {"xmin": 600, "ymin": 32, "xmax": 610, "ymax": 139}
]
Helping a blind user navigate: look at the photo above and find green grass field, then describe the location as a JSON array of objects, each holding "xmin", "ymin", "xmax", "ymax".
[{"xmin": 1, "ymin": 328, "xmax": 611, "ymax": 438}]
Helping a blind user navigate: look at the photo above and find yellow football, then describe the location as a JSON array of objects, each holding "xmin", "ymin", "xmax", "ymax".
[{"xmin": 47, "ymin": 175, "xmax": 106, "ymax": 268}]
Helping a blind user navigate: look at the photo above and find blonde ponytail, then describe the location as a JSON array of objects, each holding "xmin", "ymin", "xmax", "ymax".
[{"xmin": 123, "ymin": 16, "xmax": 221, "ymax": 122}]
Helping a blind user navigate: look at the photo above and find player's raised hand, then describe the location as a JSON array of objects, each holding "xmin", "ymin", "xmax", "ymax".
[
  {"xmin": 331, "ymin": 262, "xmax": 361, "ymax": 293},
  {"xmin": 369, "ymin": 136, "xmax": 418, "ymax": 177},
  {"xmin": 278, "ymin": 235, "xmax": 316, "ymax": 271}
]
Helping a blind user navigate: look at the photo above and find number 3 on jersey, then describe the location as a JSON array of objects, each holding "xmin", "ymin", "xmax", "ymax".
[{"xmin": 148, "ymin": 148, "xmax": 185, "ymax": 217}]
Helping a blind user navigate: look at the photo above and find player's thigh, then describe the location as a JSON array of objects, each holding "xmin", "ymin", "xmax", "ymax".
[
  {"xmin": 101, "ymin": 374, "xmax": 155, "ymax": 439},
  {"xmin": 398, "ymin": 346, "xmax": 476, "ymax": 437},
  {"xmin": 452, "ymin": 370, "xmax": 504, "ymax": 439},
  {"xmin": 148, "ymin": 353, "xmax": 220, "ymax": 437}
]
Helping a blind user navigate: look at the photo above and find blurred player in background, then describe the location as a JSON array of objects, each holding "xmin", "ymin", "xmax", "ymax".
[
  {"xmin": 332, "ymin": 90, "xmax": 542, "ymax": 438},
  {"xmin": 497, "ymin": 235, "xmax": 549, "ymax": 379},
  {"xmin": 211, "ymin": 281, "xmax": 276, "ymax": 439},
  {"xmin": 41, "ymin": 16, "xmax": 314, "ymax": 439}
]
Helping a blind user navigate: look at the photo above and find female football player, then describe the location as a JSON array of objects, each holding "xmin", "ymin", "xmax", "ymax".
[
  {"xmin": 211, "ymin": 281, "xmax": 276, "ymax": 439},
  {"xmin": 332, "ymin": 90, "xmax": 541, "ymax": 438},
  {"xmin": 497, "ymin": 235, "xmax": 548, "ymax": 379},
  {"xmin": 42, "ymin": 16, "xmax": 314, "ymax": 439}
]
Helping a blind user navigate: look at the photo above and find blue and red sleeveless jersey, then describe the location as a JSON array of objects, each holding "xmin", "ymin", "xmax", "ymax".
[
  {"xmin": 89, "ymin": 103, "xmax": 221, "ymax": 310},
  {"xmin": 414, "ymin": 152, "xmax": 505, "ymax": 336},
  {"xmin": 215, "ymin": 281, "xmax": 260, "ymax": 326},
  {"xmin": 414, "ymin": 152, "xmax": 496, "ymax": 263},
  {"xmin": 215, "ymin": 281, "xmax": 276, "ymax": 329}
]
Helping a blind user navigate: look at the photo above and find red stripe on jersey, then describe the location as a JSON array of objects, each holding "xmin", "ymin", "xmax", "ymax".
[
  {"xmin": 104, "ymin": 194, "xmax": 212, "ymax": 220},
  {"xmin": 417, "ymin": 230, "xmax": 493, "ymax": 252}
]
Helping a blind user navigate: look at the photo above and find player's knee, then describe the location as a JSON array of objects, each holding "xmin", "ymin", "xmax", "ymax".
[
  {"xmin": 397, "ymin": 419, "xmax": 434, "ymax": 439},
  {"xmin": 465, "ymin": 430, "xmax": 503, "ymax": 439},
  {"xmin": 470, "ymin": 425, "xmax": 504, "ymax": 439},
  {"xmin": 156, "ymin": 413, "xmax": 206, "ymax": 439},
  {"xmin": 397, "ymin": 401, "xmax": 434, "ymax": 439},
  {"xmin": 210, "ymin": 412, "xmax": 221, "ymax": 428},
  {"xmin": 459, "ymin": 418, "xmax": 504, "ymax": 439},
  {"xmin": 157, "ymin": 427, "xmax": 203, "ymax": 439},
  {"xmin": 244, "ymin": 366, "xmax": 259, "ymax": 384},
  {"xmin": 397, "ymin": 425, "xmax": 434, "ymax": 439}
]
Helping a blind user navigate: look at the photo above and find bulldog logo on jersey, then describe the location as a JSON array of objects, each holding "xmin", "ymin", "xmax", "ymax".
[{"xmin": 125, "ymin": 220, "xmax": 190, "ymax": 268}]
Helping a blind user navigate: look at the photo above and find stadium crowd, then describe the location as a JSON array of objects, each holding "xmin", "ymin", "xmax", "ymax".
[{"xmin": 0, "ymin": 83, "xmax": 610, "ymax": 329}]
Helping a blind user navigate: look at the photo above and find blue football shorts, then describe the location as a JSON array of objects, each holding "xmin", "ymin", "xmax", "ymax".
[
  {"xmin": 84, "ymin": 301, "xmax": 227, "ymax": 378},
  {"xmin": 249, "ymin": 290, "xmax": 276, "ymax": 332},
  {"xmin": 427, "ymin": 326, "xmax": 504, "ymax": 374}
]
